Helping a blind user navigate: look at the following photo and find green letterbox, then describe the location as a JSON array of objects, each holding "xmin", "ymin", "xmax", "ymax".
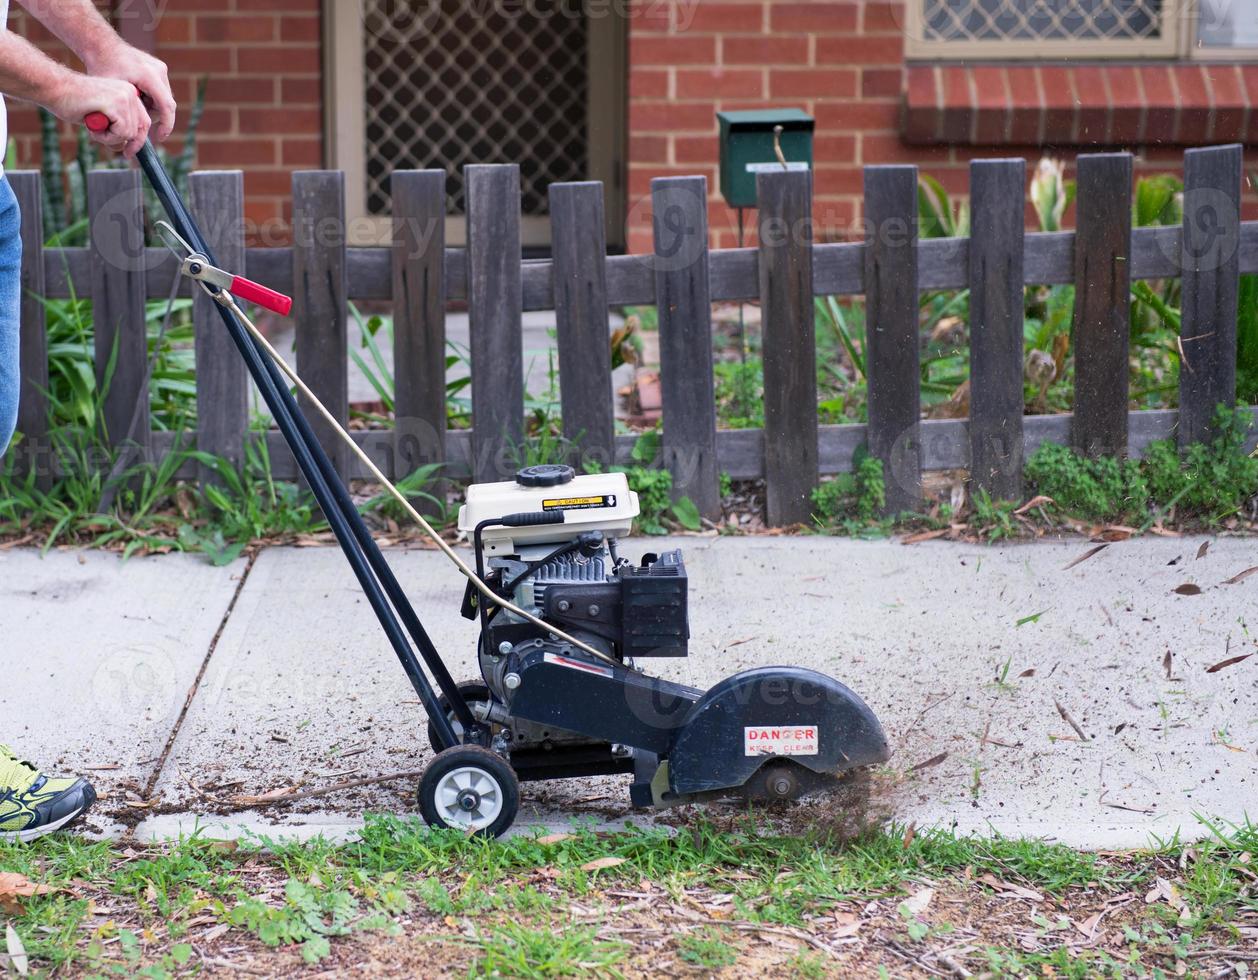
[{"xmin": 716, "ymin": 108, "xmax": 815, "ymax": 209}]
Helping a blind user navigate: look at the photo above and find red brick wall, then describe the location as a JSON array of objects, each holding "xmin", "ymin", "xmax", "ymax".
[
  {"xmin": 627, "ymin": 0, "xmax": 1258, "ymax": 250},
  {"xmin": 7, "ymin": 0, "xmax": 322, "ymax": 237},
  {"xmin": 7, "ymin": 0, "xmax": 1255, "ymax": 245},
  {"xmin": 628, "ymin": 0, "xmax": 904, "ymax": 251}
]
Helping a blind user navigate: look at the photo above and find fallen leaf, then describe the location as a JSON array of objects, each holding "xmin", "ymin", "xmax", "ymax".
[
  {"xmin": 1173, "ymin": 583, "xmax": 1203, "ymax": 596},
  {"xmin": 1073, "ymin": 911, "xmax": 1103, "ymax": 939},
  {"xmin": 900, "ymin": 528, "xmax": 950, "ymax": 545},
  {"xmin": 1063, "ymin": 544, "xmax": 1108, "ymax": 570},
  {"xmin": 1093, "ymin": 525, "xmax": 1137, "ymax": 542},
  {"xmin": 1163, "ymin": 650, "xmax": 1173, "ymax": 679},
  {"xmin": 908, "ymin": 752, "xmax": 948, "ymax": 773},
  {"xmin": 832, "ymin": 911, "xmax": 862, "ymax": 938},
  {"xmin": 5, "ymin": 923, "xmax": 27, "ymax": 976},
  {"xmin": 1014, "ymin": 495, "xmax": 1054, "ymax": 515},
  {"xmin": 1145, "ymin": 877, "xmax": 1185, "ymax": 909},
  {"xmin": 901, "ymin": 823, "xmax": 916, "ymax": 850},
  {"xmin": 901, "ymin": 887, "xmax": 934, "ymax": 916},
  {"xmin": 581, "ymin": 857, "xmax": 627, "ymax": 872},
  {"xmin": 1016, "ymin": 609, "xmax": 1048, "ymax": 626},
  {"xmin": 1196, "ymin": 541, "xmax": 1210, "ymax": 560},
  {"xmin": 1018, "ymin": 668, "xmax": 1037, "ymax": 678},
  {"xmin": 978, "ymin": 873, "xmax": 1044, "ymax": 902},
  {"xmin": 1205, "ymin": 652, "xmax": 1253, "ymax": 673},
  {"xmin": 535, "ymin": 833, "xmax": 573, "ymax": 845},
  {"xmin": 1223, "ymin": 566, "xmax": 1258, "ymax": 585},
  {"xmin": 207, "ymin": 839, "xmax": 239, "ymax": 854},
  {"xmin": 0, "ymin": 873, "xmax": 58, "ymax": 915}
]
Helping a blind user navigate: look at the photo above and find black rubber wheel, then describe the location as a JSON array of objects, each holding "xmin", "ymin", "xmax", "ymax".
[
  {"xmin": 418, "ymin": 745, "xmax": 520, "ymax": 838},
  {"xmin": 426, "ymin": 682, "xmax": 497, "ymax": 750}
]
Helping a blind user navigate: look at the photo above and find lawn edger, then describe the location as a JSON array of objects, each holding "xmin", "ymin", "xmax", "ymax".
[{"xmin": 88, "ymin": 111, "xmax": 890, "ymax": 837}]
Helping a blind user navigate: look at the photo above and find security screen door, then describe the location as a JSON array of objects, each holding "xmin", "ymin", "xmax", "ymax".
[{"xmin": 327, "ymin": 0, "xmax": 626, "ymax": 249}]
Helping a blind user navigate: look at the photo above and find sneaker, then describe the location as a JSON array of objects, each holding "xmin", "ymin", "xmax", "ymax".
[{"xmin": 0, "ymin": 746, "xmax": 97, "ymax": 843}]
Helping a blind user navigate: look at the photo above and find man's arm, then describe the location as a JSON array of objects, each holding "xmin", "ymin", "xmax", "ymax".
[
  {"xmin": 0, "ymin": 28, "xmax": 146, "ymax": 155},
  {"xmin": 13, "ymin": 0, "xmax": 176, "ymax": 155}
]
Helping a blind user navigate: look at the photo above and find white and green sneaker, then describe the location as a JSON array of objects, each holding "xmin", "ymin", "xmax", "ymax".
[{"xmin": 0, "ymin": 745, "xmax": 97, "ymax": 843}]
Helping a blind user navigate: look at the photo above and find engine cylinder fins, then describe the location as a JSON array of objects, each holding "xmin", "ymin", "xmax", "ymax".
[{"xmin": 515, "ymin": 464, "xmax": 575, "ymax": 487}]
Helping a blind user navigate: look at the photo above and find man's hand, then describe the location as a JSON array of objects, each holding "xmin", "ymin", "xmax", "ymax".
[
  {"xmin": 82, "ymin": 41, "xmax": 176, "ymax": 144},
  {"xmin": 47, "ymin": 72, "xmax": 151, "ymax": 159},
  {"xmin": 11, "ymin": 0, "xmax": 176, "ymax": 157}
]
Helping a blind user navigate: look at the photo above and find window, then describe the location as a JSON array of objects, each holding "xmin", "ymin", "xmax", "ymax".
[
  {"xmin": 1194, "ymin": 0, "xmax": 1258, "ymax": 54},
  {"xmin": 907, "ymin": 0, "xmax": 1258, "ymax": 57},
  {"xmin": 908, "ymin": 0, "xmax": 1180, "ymax": 57}
]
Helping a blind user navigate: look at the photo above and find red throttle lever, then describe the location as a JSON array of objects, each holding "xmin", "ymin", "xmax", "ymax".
[
  {"xmin": 223, "ymin": 275, "xmax": 294, "ymax": 318},
  {"xmin": 87, "ymin": 94, "xmax": 293, "ymax": 318},
  {"xmin": 183, "ymin": 257, "xmax": 294, "ymax": 318}
]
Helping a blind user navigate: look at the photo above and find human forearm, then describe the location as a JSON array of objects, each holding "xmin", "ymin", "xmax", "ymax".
[
  {"xmin": 12, "ymin": 0, "xmax": 176, "ymax": 150},
  {"xmin": 0, "ymin": 28, "xmax": 79, "ymax": 110},
  {"xmin": 13, "ymin": 0, "xmax": 120, "ymax": 71},
  {"xmin": 0, "ymin": 28, "xmax": 151, "ymax": 158}
]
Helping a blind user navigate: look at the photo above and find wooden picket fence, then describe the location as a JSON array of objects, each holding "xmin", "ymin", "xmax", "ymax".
[{"xmin": 11, "ymin": 144, "xmax": 1258, "ymax": 526}]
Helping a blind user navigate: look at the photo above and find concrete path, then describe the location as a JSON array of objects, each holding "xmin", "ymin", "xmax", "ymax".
[{"xmin": 3, "ymin": 535, "xmax": 1256, "ymax": 848}]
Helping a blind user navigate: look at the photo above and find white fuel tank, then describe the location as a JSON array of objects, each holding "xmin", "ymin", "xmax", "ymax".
[{"xmin": 458, "ymin": 466, "xmax": 639, "ymax": 555}]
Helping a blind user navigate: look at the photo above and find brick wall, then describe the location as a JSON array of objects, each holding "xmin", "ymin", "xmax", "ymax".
[
  {"xmin": 628, "ymin": 0, "xmax": 905, "ymax": 251},
  {"xmin": 7, "ymin": 0, "xmax": 323, "ymax": 238},
  {"xmin": 7, "ymin": 0, "xmax": 1256, "ymax": 247},
  {"xmin": 627, "ymin": 0, "xmax": 1258, "ymax": 250}
]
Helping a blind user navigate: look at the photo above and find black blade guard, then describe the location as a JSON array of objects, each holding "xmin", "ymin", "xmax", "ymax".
[{"xmin": 667, "ymin": 666, "xmax": 890, "ymax": 796}]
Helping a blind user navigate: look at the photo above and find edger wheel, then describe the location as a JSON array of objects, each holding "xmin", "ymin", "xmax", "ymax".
[
  {"xmin": 426, "ymin": 682, "xmax": 498, "ymax": 750},
  {"xmin": 418, "ymin": 745, "xmax": 520, "ymax": 838}
]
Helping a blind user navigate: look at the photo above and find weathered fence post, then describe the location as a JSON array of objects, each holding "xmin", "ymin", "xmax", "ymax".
[
  {"xmin": 1178, "ymin": 143, "xmax": 1242, "ymax": 448},
  {"xmin": 466, "ymin": 164, "xmax": 524, "ymax": 484},
  {"xmin": 391, "ymin": 170, "xmax": 447, "ymax": 498},
  {"xmin": 11, "ymin": 171, "xmax": 48, "ymax": 487},
  {"xmin": 293, "ymin": 170, "xmax": 350, "ymax": 478},
  {"xmin": 1072, "ymin": 152, "xmax": 1133, "ymax": 458},
  {"xmin": 88, "ymin": 168, "xmax": 148, "ymax": 455},
  {"xmin": 757, "ymin": 168, "xmax": 818, "ymax": 525},
  {"xmin": 191, "ymin": 170, "xmax": 249, "ymax": 487},
  {"xmin": 863, "ymin": 164, "xmax": 921, "ymax": 515},
  {"xmin": 968, "ymin": 158, "xmax": 1026, "ymax": 500},
  {"xmin": 550, "ymin": 181, "xmax": 615, "ymax": 472},
  {"xmin": 652, "ymin": 175, "xmax": 720, "ymax": 520}
]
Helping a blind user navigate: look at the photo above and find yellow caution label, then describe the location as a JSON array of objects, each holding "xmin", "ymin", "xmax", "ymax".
[{"xmin": 542, "ymin": 494, "xmax": 616, "ymax": 511}]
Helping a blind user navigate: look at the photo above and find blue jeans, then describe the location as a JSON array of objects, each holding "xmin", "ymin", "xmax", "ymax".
[{"xmin": 0, "ymin": 176, "xmax": 20, "ymax": 456}]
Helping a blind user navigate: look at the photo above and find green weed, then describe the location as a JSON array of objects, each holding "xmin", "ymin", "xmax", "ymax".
[
  {"xmin": 811, "ymin": 450, "xmax": 886, "ymax": 527},
  {"xmin": 1026, "ymin": 405, "xmax": 1257, "ymax": 524},
  {"xmin": 677, "ymin": 927, "xmax": 739, "ymax": 968},
  {"xmin": 465, "ymin": 921, "xmax": 626, "ymax": 978}
]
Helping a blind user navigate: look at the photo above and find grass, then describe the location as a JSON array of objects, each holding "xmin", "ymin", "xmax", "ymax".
[{"xmin": 3, "ymin": 814, "xmax": 1257, "ymax": 975}]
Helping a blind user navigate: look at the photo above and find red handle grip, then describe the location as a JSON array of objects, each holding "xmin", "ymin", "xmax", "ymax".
[
  {"xmin": 230, "ymin": 276, "xmax": 293, "ymax": 317},
  {"xmin": 84, "ymin": 85, "xmax": 145, "ymax": 133}
]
